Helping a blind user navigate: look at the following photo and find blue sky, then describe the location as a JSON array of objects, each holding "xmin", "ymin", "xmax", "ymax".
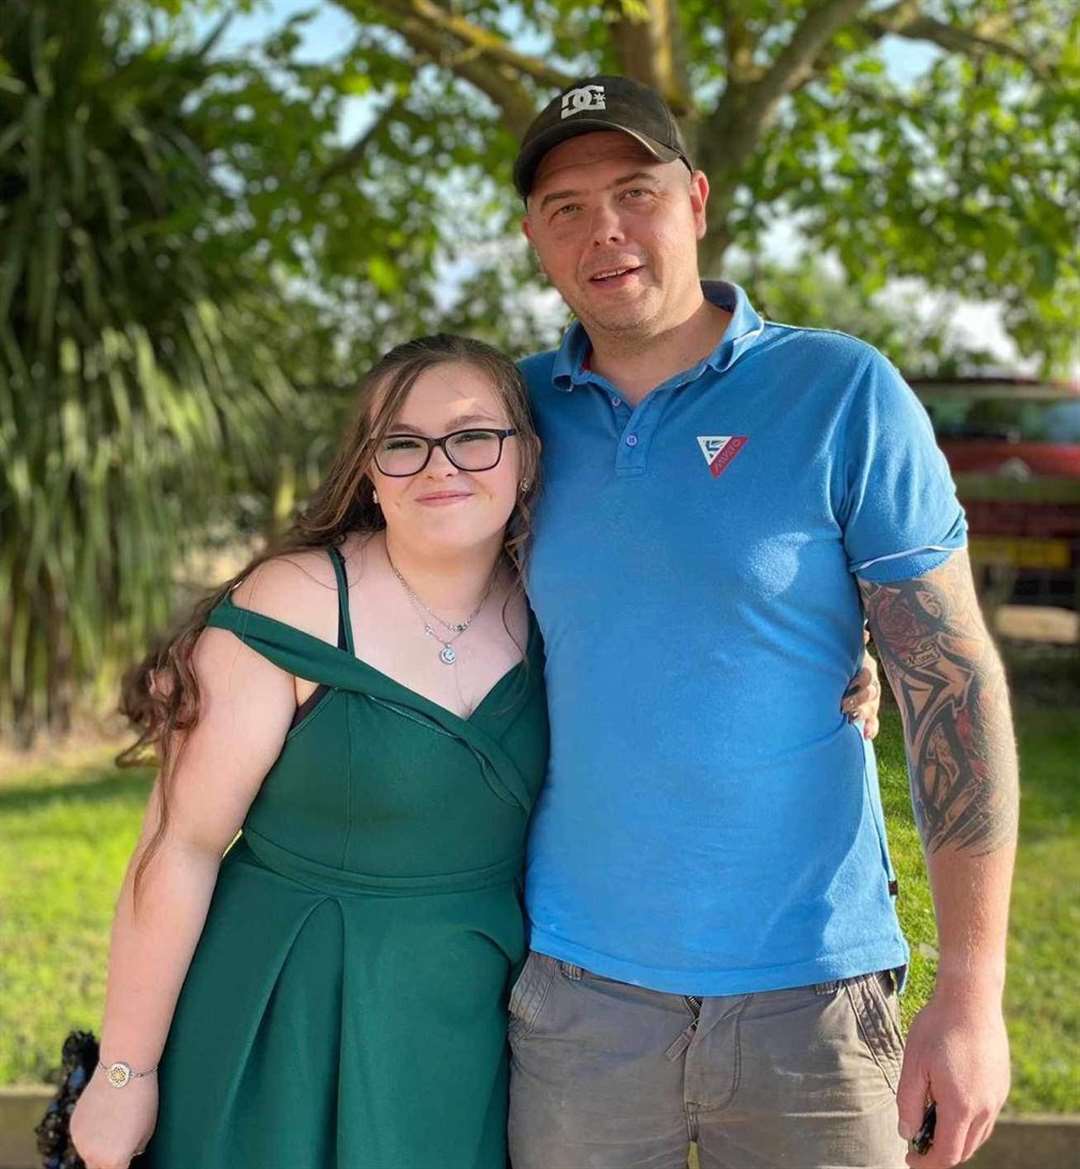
[{"xmin": 199, "ymin": 1, "xmax": 1026, "ymax": 368}]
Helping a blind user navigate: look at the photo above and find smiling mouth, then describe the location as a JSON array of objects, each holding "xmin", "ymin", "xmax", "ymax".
[{"xmin": 589, "ymin": 264, "xmax": 642, "ymax": 283}]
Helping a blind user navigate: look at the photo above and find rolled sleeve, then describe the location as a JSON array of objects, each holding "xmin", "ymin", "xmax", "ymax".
[{"xmin": 836, "ymin": 350, "xmax": 967, "ymax": 583}]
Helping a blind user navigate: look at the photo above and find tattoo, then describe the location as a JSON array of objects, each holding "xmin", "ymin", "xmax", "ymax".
[{"xmin": 860, "ymin": 553, "xmax": 1018, "ymax": 856}]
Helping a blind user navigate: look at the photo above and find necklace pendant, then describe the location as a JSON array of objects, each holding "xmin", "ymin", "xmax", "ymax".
[{"xmin": 439, "ymin": 645, "xmax": 457, "ymax": 665}]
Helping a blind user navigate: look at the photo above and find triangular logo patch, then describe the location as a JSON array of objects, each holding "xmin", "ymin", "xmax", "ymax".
[{"xmin": 697, "ymin": 435, "xmax": 747, "ymax": 477}]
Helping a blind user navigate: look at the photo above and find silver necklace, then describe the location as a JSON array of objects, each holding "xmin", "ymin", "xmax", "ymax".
[{"xmin": 386, "ymin": 547, "xmax": 496, "ymax": 665}]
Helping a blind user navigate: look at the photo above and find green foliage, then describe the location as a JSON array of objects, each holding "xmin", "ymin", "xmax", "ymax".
[
  {"xmin": 323, "ymin": 0, "xmax": 1079, "ymax": 373},
  {"xmin": 0, "ymin": 0, "xmax": 582, "ymax": 747},
  {"xmin": 0, "ymin": 0, "xmax": 308, "ymax": 744},
  {"xmin": 732, "ymin": 258, "xmax": 1002, "ymax": 377},
  {"xmin": 4, "ymin": 0, "xmax": 1078, "ymax": 744},
  {"xmin": 764, "ymin": 22, "xmax": 1080, "ymax": 372}
]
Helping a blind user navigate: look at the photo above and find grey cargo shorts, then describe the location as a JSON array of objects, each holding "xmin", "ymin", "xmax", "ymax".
[{"xmin": 508, "ymin": 951, "xmax": 908, "ymax": 1169}]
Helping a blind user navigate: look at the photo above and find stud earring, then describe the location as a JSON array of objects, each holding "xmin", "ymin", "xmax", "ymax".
[
  {"xmin": 372, "ymin": 489, "xmax": 380, "ymax": 505},
  {"xmin": 519, "ymin": 480, "xmax": 530, "ymax": 493}
]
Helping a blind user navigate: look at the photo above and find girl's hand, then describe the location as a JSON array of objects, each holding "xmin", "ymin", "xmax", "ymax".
[
  {"xmin": 70, "ymin": 1066, "xmax": 157, "ymax": 1169},
  {"xmin": 843, "ymin": 630, "xmax": 882, "ymax": 740}
]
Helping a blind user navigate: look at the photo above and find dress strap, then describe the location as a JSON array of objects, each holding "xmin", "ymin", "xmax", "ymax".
[{"xmin": 327, "ymin": 546, "xmax": 355, "ymax": 655}]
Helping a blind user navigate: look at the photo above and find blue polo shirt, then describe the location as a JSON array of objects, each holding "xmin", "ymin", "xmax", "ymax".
[{"xmin": 519, "ymin": 281, "xmax": 966, "ymax": 996}]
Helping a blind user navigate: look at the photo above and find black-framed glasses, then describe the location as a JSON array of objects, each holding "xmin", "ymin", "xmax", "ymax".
[{"xmin": 373, "ymin": 427, "xmax": 519, "ymax": 477}]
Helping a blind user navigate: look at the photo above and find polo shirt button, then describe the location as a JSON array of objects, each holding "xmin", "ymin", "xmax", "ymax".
[
  {"xmin": 611, "ymin": 395, "xmax": 621, "ymax": 407},
  {"xmin": 625, "ymin": 434, "xmax": 638, "ymax": 447}
]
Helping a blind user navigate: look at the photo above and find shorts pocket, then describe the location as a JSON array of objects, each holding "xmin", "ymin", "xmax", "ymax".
[
  {"xmin": 843, "ymin": 971, "xmax": 905, "ymax": 1092},
  {"xmin": 508, "ymin": 951, "xmax": 556, "ymax": 1037}
]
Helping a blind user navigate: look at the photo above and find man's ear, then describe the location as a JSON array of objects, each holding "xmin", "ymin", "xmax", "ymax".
[
  {"xmin": 522, "ymin": 212, "xmax": 534, "ymax": 245},
  {"xmin": 689, "ymin": 170, "xmax": 710, "ymax": 240}
]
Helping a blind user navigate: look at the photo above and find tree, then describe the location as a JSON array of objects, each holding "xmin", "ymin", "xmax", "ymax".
[
  {"xmin": 5, "ymin": 1, "xmax": 1076, "ymax": 743},
  {"xmin": 311, "ymin": 0, "xmax": 1078, "ymax": 372},
  {"xmin": 0, "ymin": 0, "xmax": 314, "ymax": 746},
  {"xmin": 728, "ymin": 256, "xmax": 1001, "ymax": 376}
]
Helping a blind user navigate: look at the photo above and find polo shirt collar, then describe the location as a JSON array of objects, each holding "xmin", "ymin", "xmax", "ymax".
[{"xmin": 550, "ymin": 280, "xmax": 766, "ymax": 393}]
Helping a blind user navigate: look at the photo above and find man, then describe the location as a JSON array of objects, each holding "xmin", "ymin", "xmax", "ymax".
[{"xmin": 510, "ymin": 76, "xmax": 1018, "ymax": 1169}]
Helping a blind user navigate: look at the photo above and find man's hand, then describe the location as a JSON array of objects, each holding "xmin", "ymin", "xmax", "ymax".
[{"xmin": 899, "ymin": 985, "xmax": 1010, "ymax": 1167}]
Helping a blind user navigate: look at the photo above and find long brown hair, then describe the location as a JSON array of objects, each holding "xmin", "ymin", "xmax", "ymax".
[{"xmin": 120, "ymin": 334, "xmax": 541, "ymax": 896}]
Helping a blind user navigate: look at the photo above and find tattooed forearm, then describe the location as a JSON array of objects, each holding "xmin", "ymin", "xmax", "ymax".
[{"xmin": 859, "ymin": 552, "xmax": 1018, "ymax": 856}]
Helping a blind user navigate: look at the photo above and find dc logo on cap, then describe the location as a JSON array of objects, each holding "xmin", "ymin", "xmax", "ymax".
[{"xmin": 561, "ymin": 85, "xmax": 606, "ymax": 119}]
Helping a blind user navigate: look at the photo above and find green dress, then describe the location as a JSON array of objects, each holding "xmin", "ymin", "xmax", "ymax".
[{"xmin": 144, "ymin": 547, "xmax": 548, "ymax": 1169}]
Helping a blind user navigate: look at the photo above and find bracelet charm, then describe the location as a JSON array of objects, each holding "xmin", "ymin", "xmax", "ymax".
[{"xmin": 100, "ymin": 1060, "xmax": 157, "ymax": 1088}]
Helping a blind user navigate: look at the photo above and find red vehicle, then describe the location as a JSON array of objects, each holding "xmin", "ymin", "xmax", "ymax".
[{"xmin": 910, "ymin": 377, "xmax": 1080, "ymax": 612}]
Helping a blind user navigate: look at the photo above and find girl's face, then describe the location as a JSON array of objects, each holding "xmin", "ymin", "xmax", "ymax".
[{"xmin": 370, "ymin": 361, "xmax": 523, "ymax": 557}]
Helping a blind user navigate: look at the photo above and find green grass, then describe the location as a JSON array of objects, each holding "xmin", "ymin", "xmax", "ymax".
[
  {"xmin": 874, "ymin": 708, "xmax": 939, "ymax": 1029},
  {"xmin": 879, "ymin": 706, "xmax": 1080, "ymax": 1112},
  {"xmin": 1001, "ymin": 706, "xmax": 1080, "ymax": 1111},
  {"xmin": 872, "ymin": 648, "xmax": 1080, "ymax": 1113},
  {"xmin": 1, "ymin": 678, "xmax": 1077, "ymax": 1112},
  {"xmin": 0, "ymin": 757, "xmax": 153, "ymax": 1085}
]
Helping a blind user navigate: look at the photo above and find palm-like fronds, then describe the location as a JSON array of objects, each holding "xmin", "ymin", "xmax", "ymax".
[{"xmin": 0, "ymin": 1, "xmax": 299, "ymax": 745}]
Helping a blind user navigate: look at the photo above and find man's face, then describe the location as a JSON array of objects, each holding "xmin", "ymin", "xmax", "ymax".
[{"xmin": 522, "ymin": 132, "xmax": 709, "ymax": 341}]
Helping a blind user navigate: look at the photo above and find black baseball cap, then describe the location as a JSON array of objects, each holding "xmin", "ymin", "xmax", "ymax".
[{"xmin": 513, "ymin": 75, "xmax": 692, "ymax": 199}]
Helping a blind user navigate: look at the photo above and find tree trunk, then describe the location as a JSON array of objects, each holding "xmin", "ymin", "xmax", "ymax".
[
  {"xmin": 699, "ymin": 217, "xmax": 733, "ymax": 279},
  {"xmin": 608, "ymin": 0, "xmax": 690, "ymax": 112},
  {"xmin": 45, "ymin": 573, "xmax": 74, "ymax": 739}
]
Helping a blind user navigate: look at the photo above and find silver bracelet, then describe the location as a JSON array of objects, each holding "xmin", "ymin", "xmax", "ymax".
[{"xmin": 99, "ymin": 1059, "xmax": 159, "ymax": 1088}]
